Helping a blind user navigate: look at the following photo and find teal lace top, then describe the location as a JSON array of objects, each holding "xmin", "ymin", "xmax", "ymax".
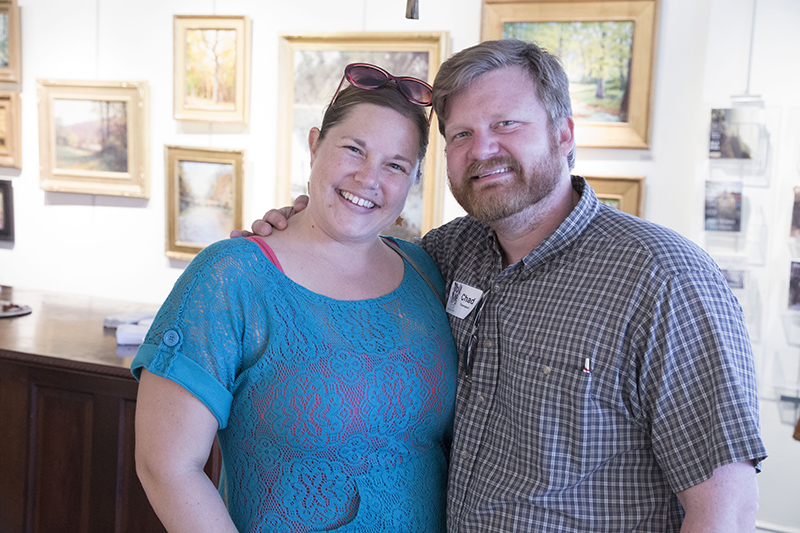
[{"xmin": 132, "ymin": 237, "xmax": 458, "ymax": 532}]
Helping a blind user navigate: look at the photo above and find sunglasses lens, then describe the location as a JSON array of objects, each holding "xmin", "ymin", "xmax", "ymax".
[
  {"xmin": 347, "ymin": 65, "xmax": 389, "ymax": 89},
  {"xmin": 397, "ymin": 80, "xmax": 433, "ymax": 105}
]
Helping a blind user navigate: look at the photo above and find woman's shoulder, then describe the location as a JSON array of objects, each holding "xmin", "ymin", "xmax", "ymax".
[{"xmin": 384, "ymin": 237, "xmax": 439, "ymax": 274}]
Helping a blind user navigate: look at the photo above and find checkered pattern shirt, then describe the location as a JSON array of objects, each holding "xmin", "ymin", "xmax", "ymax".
[{"xmin": 420, "ymin": 176, "xmax": 767, "ymax": 532}]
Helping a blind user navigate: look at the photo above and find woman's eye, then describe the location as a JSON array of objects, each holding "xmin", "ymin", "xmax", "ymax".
[
  {"xmin": 388, "ymin": 163, "xmax": 407, "ymax": 173},
  {"xmin": 498, "ymin": 120, "xmax": 515, "ymax": 127}
]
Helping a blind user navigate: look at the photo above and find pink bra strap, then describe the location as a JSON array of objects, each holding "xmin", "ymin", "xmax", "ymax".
[{"xmin": 245, "ymin": 236, "xmax": 285, "ymax": 273}]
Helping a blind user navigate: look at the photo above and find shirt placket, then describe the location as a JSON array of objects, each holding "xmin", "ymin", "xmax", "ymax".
[{"xmin": 449, "ymin": 276, "xmax": 507, "ymax": 531}]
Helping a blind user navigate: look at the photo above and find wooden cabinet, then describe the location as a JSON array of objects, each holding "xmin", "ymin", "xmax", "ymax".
[{"xmin": 0, "ymin": 286, "xmax": 220, "ymax": 533}]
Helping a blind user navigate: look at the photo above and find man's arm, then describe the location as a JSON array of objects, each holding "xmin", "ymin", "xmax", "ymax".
[
  {"xmin": 230, "ymin": 195, "xmax": 309, "ymax": 238},
  {"xmin": 676, "ymin": 461, "xmax": 759, "ymax": 532}
]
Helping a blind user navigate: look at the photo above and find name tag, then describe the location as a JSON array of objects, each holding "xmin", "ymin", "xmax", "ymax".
[{"xmin": 446, "ymin": 281, "xmax": 485, "ymax": 319}]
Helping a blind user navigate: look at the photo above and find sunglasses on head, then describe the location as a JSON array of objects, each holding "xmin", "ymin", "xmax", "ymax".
[{"xmin": 331, "ymin": 63, "xmax": 434, "ymax": 119}]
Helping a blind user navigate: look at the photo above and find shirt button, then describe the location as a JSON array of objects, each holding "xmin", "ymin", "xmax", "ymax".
[
  {"xmin": 476, "ymin": 394, "xmax": 485, "ymax": 404},
  {"xmin": 163, "ymin": 330, "xmax": 180, "ymax": 347},
  {"xmin": 483, "ymin": 340, "xmax": 493, "ymax": 348},
  {"xmin": 542, "ymin": 365, "xmax": 551, "ymax": 376}
]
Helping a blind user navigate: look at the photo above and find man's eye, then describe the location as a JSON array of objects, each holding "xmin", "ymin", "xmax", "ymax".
[{"xmin": 389, "ymin": 163, "xmax": 407, "ymax": 173}]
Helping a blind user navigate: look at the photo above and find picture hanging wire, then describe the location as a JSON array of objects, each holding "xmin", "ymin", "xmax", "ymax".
[
  {"xmin": 731, "ymin": 0, "xmax": 763, "ymax": 107},
  {"xmin": 406, "ymin": 0, "xmax": 419, "ymax": 19}
]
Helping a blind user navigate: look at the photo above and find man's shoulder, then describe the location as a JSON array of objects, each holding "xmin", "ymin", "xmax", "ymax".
[
  {"xmin": 590, "ymin": 206, "xmax": 717, "ymax": 275},
  {"xmin": 422, "ymin": 215, "xmax": 489, "ymax": 245}
]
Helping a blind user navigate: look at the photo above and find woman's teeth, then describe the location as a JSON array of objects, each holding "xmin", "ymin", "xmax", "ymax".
[{"xmin": 340, "ymin": 191, "xmax": 376, "ymax": 209}]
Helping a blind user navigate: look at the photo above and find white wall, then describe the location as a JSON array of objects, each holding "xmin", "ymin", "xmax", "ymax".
[{"xmin": 1, "ymin": 0, "xmax": 798, "ymax": 528}]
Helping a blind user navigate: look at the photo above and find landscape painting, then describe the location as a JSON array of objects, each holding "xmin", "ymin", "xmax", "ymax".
[
  {"xmin": 183, "ymin": 28, "xmax": 237, "ymax": 112},
  {"xmin": 0, "ymin": 0, "xmax": 19, "ymax": 83},
  {"xmin": 174, "ymin": 15, "xmax": 251, "ymax": 123},
  {"xmin": 178, "ymin": 160, "xmax": 234, "ymax": 245},
  {"xmin": 481, "ymin": 0, "xmax": 657, "ymax": 148},
  {"xmin": 166, "ymin": 145, "xmax": 244, "ymax": 260},
  {"xmin": 504, "ymin": 21, "xmax": 634, "ymax": 124},
  {"xmin": 53, "ymin": 98, "xmax": 128, "ymax": 173},
  {"xmin": 37, "ymin": 79, "xmax": 149, "ymax": 197},
  {"xmin": 277, "ymin": 32, "xmax": 449, "ymax": 239}
]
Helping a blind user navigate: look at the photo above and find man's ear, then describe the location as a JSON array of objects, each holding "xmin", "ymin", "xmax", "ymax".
[
  {"xmin": 308, "ymin": 127, "xmax": 322, "ymax": 167},
  {"xmin": 557, "ymin": 117, "xmax": 575, "ymax": 156}
]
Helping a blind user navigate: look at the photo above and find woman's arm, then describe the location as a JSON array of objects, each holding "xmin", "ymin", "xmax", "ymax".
[{"xmin": 135, "ymin": 369, "xmax": 238, "ymax": 533}]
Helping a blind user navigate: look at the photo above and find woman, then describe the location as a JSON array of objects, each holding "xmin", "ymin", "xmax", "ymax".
[{"xmin": 132, "ymin": 64, "xmax": 458, "ymax": 533}]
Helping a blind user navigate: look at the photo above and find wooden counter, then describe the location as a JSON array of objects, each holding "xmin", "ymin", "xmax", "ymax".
[{"xmin": 0, "ymin": 286, "xmax": 219, "ymax": 533}]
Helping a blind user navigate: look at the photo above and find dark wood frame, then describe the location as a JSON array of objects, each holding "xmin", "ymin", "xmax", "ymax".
[{"xmin": 0, "ymin": 179, "xmax": 13, "ymax": 241}]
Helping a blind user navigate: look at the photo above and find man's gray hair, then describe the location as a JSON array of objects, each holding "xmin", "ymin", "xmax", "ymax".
[{"xmin": 432, "ymin": 39, "xmax": 575, "ymax": 169}]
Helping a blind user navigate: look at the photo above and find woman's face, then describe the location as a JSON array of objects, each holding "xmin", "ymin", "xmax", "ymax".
[{"xmin": 306, "ymin": 102, "xmax": 421, "ymax": 243}]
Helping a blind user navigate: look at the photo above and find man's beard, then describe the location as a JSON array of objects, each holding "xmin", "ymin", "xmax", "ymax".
[{"xmin": 447, "ymin": 137, "xmax": 564, "ymax": 225}]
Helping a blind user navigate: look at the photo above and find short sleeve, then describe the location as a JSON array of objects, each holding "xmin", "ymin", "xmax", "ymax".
[
  {"xmin": 638, "ymin": 269, "xmax": 767, "ymax": 492},
  {"xmin": 131, "ymin": 239, "xmax": 252, "ymax": 429}
]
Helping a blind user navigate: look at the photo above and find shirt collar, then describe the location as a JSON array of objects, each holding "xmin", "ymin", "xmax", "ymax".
[{"xmin": 513, "ymin": 175, "xmax": 599, "ymax": 270}]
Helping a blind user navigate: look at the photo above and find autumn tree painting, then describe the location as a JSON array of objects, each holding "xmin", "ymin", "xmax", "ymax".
[
  {"xmin": 53, "ymin": 98, "xmax": 128, "ymax": 173},
  {"xmin": 184, "ymin": 28, "xmax": 237, "ymax": 111}
]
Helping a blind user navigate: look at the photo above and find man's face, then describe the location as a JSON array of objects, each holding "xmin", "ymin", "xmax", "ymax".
[{"xmin": 442, "ymin": 65, "xmax": 572, "ymax": 224}]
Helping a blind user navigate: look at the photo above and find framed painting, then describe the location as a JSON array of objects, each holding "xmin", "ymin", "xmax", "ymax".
[
  {"xmin": 277, "ymin": 32, "xmax": 449, "ymax": 240},
  {"xmin": 482, "ymin": 0, "xmax": 658, "ymax": 149},
  {"xmin": 585, "ymin": 175, "xmax": 644, "ymax": 217},
  {"xmin": 0, "ymin": 91, "xmax": 20, "ymax": 168},
  {"xmin": 37, "ymin": 80, "xmax": 150, "ymax": 197},
  {"xmin": 0, "ymin": 179, "xmax": 13, "ymax": 241},
  {"xmin": 0, "ymin": 0, "xmax": 20, "ymax": 83},
  {"xmin": 174, "ymin": 15, "xmax": 251, "ymax": 124},
  {"xmin": 165, "ymin": 145, "xmax": 245, "ymax": 261}
]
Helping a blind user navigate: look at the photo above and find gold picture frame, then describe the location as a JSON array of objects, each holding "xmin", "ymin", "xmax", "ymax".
[
  {"xmin": 165, "ymin": 145, "xmax": 245, "ymax": 261},
  {"xmin": 37, "ymin": 80, "xmax": 150, "ymax": 198},
  {"xmin": 277, "ymin": 32, "xmax": 449, "ymax": 239},
  {"xmin": 585, "ymin": 175, "xmax": 645, "ymax": 217},
  {"xmin": 0, "ymin": 0, "xmax": 21, "ymax": 84},
  {"xmin": 0, "ymin": 91, "xmax": 21, "ymax": 168},
  {"xmin": 173, "ymin": 15, "xmax": 251, "ymax": 124},
  {"xmin": 482, "ymin": 0, "xmax": 658, "ymax": 149}
]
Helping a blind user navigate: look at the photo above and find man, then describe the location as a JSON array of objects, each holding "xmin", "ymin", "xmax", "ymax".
[{"xmin": 243, "ymin": 39, "xmax": 767, "ymax": 531}]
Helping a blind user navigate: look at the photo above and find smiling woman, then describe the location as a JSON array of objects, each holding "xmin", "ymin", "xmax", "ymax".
[{"xmin": 131, "ymin": 64, "xmax": 457, "ymax": 533}]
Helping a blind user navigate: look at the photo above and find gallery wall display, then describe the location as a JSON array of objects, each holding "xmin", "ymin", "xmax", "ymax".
[
  {"xmin": 482, "ymin": 0, "xmax": 658, "ymax": 149},
  {"xmin": 277, "ymin": 31, "xmax": 449, "ymax": 240},
  {"xmin": 584, "ymin": 175, "xmax": 645, "ymax": 217},
  {"xmin": 0, "ymin": 90, "xmax": 20, "ymax": 168},
  {"xmin": 174, "ymin": 15, "xmax": 251, "ymax": 124},
  {"xmin": 0, "ymin": 179, "xmax": 13, "ymax": 241},
  {"xmin": 0, "ymin": 0, "xmax": 21, "ymax": 84},
  {"xmin": 37, "ymin": 79, "xmax": 150, "ymax": 198},
  {"xmin": 708, "ymin": 106, "xmax": 771, "ymax": 185},
  {"xmin": 165, "ymin": 145, "xmax": 244, "ymax": 261}
]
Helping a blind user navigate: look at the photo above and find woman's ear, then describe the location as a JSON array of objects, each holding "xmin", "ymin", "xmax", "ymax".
[{"xmin": 308, "ymin": 127, "xmax": 322, "ymax": 168}]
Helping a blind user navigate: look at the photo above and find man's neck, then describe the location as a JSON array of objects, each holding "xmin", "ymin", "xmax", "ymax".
[{"xmin": 491, "ymin": 178, "xmax": 580, "ymax": 268}]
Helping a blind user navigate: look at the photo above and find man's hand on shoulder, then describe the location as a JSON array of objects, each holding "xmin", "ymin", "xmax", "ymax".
[{"xmin": 229, "ymin": 195, "xmax": 309, "ymax": 238}]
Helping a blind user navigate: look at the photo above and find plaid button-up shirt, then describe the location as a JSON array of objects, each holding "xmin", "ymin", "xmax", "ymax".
[{"xmin": 421, "ymin": 176, "xmax": 767, "ymax": 532}]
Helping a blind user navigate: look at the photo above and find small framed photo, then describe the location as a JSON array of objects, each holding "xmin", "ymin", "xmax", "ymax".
[
  {"xmin": 165, "ymin": 145, "xmax": 245, "ymax": 261},
  {"xmin": 277, "ymin": 32, "xmax": 449, "ymax": 239},
  {"xmin": 585, "ymin": 176, "xmax": 645, "ymax": 217},
  {"xmin": 0, "ymin": 179, "xmax": 13, "ymax": 241},
  {"xmin": 0, "ymin": 91, "xmax": 21, "ymax": 168},
  {"xmin": 173, "ymin": 15, "xmax": 251, "ymax": 124},
  {"xmin": 790, "ymin": 186, "xmax": 800, "ymax": 238},
  {"xmin": 704, "ymin": 180, "xmax": 742, "ymax": 232},
  {"xmin": 37, "ymin": 79, "xmax": 150, "ymax": 198},
  {"xmin": 0, "ymin": 0, "xmax": 21, "ymax": 83},
  {"xmin": 790, "ymin": 261, "xmax": 800, "ymax": 311},
  {"xmin": 482, "ymin": 0, "xmax": 658, "ymax": 149}
]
